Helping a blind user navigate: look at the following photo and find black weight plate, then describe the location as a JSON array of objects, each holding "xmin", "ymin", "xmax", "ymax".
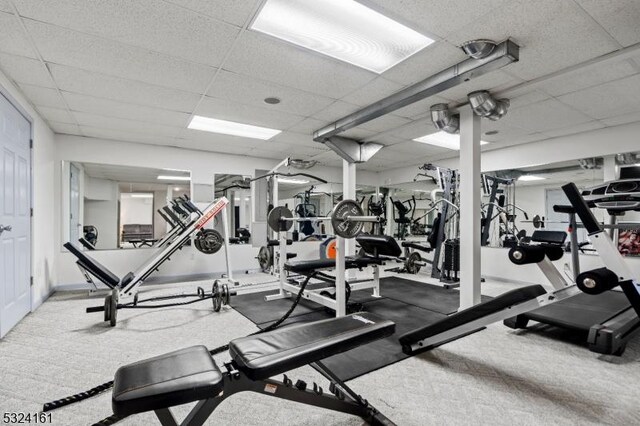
[
  {"xmin": 196, "ymin": 229, "xmax": 223, "ymax": 254},
  {"xmin": 406, "ymin": 251, "xmax": 422, "ymax": 274},
  {"xmin": 222, "ymin": 284, "xmax": 230, "ymax": 305},
  {"xmin": 212, "ymin": 281, "xmax": 222, "ymax": 312},
  {"xmin": 331, "ymin": 199, "xmax": 364, "ymax": 239},
  {"xmin": 110, "ymin": 292, "xmax": 118, "ymax": 327},
  {"xmin": 267, "ymin": 206, "xmax": 293, "ymax": 232},
  {"xmin": 104, "ymin": 295, "xmax": 111, "ymax": 322}
]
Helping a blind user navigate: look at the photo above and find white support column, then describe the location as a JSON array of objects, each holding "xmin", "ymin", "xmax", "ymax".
[
  {"xmin": 459, "ymin": 107, "xmax": 481, "ymax": 310},
  {"xmin": 271, "ymin": 175, "xmax": 279, "ymax": 241},
  {"xmin": 342, "ymin": 160, "xmax": 357, "ymax": 279},
  {"xmin": 335, "ymin": 236, "xmax": 347, "ymax": 317}
]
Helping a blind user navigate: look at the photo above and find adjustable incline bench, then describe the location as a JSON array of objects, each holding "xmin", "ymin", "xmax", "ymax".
[
  {"xmin": 270, "ymin": 235, "xmax": 402, "ymax": 315},
  {"xmin": 108, "ymin": 313, "xmax": 396, "ymax": 425}
]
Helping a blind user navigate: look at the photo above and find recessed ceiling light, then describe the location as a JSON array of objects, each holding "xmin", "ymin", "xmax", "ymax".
[
  {"xmin": 413, "ymin": 131, "xmax": 490, "ymax": 150},
  {"xmin": 518, "ymin": 175, "xmax": 546, "ymax": 181},
  {"xmin": 174, "ymin": 187, "xmax": 181, "ymax": 191},
  {"xmin": 188, "ymin": 115, "xmax": 281, "ymax": 140},
  {"xmin": 250, "ymin": 0, "xmax": 434, "ymax": 74},
  {"xmin": 158, "ymin": 175, "xmax": 191, "ymax": 181},
  {"xmin": 278, "ymin": 177, "xmax": 310, "ymax": 184},
  {"xmin": 264, "ymin": 97, "xmax": 281, "ymax": 104}
]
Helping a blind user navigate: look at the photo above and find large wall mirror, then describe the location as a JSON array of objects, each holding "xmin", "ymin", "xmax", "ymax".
[
  {"xmin": 214, "ymin": 174, "xmax": 252, "ymax": 244},
  {"xmin": 63, "ymin": 161, "xmax": 191, "ymax": 250}
]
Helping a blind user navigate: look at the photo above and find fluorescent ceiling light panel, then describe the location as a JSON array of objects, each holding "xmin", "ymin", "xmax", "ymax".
[
  {"xmin": 158, "ymin": 175, "xmax": 191, "ymax": 181},
  {"xmin": 188, "ymin": 115, "xmax": 281, "ymax": 140},
  {"xmin": 278, "ymin": 178, "xmax": 310, "ymax": 184},
  {"xmin": 413, "ymin": 131, "xmax": 489, "ymax": 150},
  {"xmin": 518, "ymin": 175, "xmax": 546, "ymax": 181},
  {"xmin": 130, "ymin": 193, "xmax": 154, "ymax": 198},
  {"xmin": 250, "ymin": 0, "xmax": 434, "ymax": 73}
]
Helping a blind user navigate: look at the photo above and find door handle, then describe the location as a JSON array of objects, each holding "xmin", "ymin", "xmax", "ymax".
[{"xmin": 0, "ymin": 224, "xmax": 12, "ymax": 235}]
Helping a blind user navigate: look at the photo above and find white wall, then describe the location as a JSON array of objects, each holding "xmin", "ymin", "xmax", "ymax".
[
  {"xmin": 120, "ymin": 194, "xmax": 153, "ymax": 225},
  {"xmin": 0, "ymin": 69, "xmax": 56, "ymax": 309},
  {"xmin": 83, "ymin": 175, "xmax": 119, "ymax": 249}
]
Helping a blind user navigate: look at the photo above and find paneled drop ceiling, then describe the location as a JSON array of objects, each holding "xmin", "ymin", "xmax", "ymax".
[{"xmin": 0, "ymin": 0, "xmax": 640, "ymax": 171}]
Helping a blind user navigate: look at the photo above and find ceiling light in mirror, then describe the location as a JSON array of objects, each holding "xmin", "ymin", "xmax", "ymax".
[
  {"xmin": 278, "ymin": 177, "xmax": 310, "ymax": 184},
  {"xmin": 130, "ymin": 193, "xmax": 153, "ymax": 198},
  {"xmin": 518, "ymin": 175, "xmax": 546, "ymax": 181},
  {"xmin": 188, "ymin": 115, "xmax": 281, "ymax": 140},
  {"xmin": 250, "ymin": 0, "xmax": 434, "ymax": 73},
  {"xmin": 413, "ymin": 131, "xmax": 489, "ymax": 150},
  {"xmin": 158, "ymin": 175, "xmax": 191, "ymax": 181}
]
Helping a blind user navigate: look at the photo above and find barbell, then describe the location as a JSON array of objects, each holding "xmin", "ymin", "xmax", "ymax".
[{"xmin": 267, "ymin": 199, "xmax": 381, "ymax": 239}]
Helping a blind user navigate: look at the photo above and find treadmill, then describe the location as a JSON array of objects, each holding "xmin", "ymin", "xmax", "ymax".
[{"xmin": 505, "ymin": 176, "xmax": 640, "ymax": 355}]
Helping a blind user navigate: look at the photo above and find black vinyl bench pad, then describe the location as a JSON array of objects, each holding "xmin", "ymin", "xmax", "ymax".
[
  {"xmin": 284, "ymin": 256, "xmax": 381, "ymax": 274},
  {"xmin": 64, "ymin": 242, "xmax": 121, "ymax": 287},
  {"xmin": 398, "ymin": 285, "xmax": 546, "ymax": 345},
  {"xmin": 230, "ymin": 313, "xmax": 395, "ymax": 381},
  {"xmin": 401, "ymin": 241, "xmax": 432, "ymax": 253},
  {"xmin": 112, "ymin": 345, "xmax": 223, "ymax": 417}
]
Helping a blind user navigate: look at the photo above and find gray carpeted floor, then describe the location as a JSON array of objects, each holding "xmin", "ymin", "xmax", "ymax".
[{"xmin": 1, "ymin": 272, "xmax": 639, "ymax": 425}]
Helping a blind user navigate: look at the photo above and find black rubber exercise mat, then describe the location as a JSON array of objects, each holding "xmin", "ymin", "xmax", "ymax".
[
  {"xmin": 378, "ymin": 277, "xmax": 491, "ymax": 315},
  {"xmin": 230, "ymin": 289, "xmax": 324, "ymax": 324},
  {"xmin": 257, "ymin": 298, "xmax": 447, "ymax": 381}
]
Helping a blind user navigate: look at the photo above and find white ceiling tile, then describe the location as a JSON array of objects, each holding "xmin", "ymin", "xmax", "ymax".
[
  {"xmin": 445, "ymin": 0, "xmax": 621, "ymax": 81},
  {"xmin": 195, "ymin": 96, "xmax": 304, "ymax": 130},
  {"xmin": 504, "ymin": 98, "xmax": 593, "ymax": 132},
  {"xmin": 500, "ymin": 88, "xmax": 550, "ymax": 110},
  {"xmin": 18, "ymin": 83, "xmax": 66, "ymax": 108},
  {"xmin": 541, "ymin": 120, "xmax": 605, "ymax": 139},
  {"xmin": 15, "ymin": 0, "xmax": 240, "ymax": 67},
  {"xmin": 356, "ymin": 114, "xmax": 412, "ymax": 133},
  {"xmin": 286, "ymin": 117, "xmax": 326, "ymax": 135},
  {"xmin": 0, "ymin": 11, "xmax": 36, "ymax": 58},
  {"xmin": 340, "ymin": 77, "xmax": 404, "ymax": 107},
  {"xmin": 389, "ymin": 140, "xmax": 450, "ymax": 156},
  {"xmin": 600, "ymin": 111, "xmax": 640, "ymax": 127},
  {"xmin": 36, "ymin": 106, "xmax": 74, "ymax": 124},
  {"xmin": 81, "ymin": 125, "xmax": 179, "ymax": 146},
  {"xmin": 556, "ymin": 74, "xmax": 640, "ymax": 120},
  {"xmin": 75, "ymin": 112, "xmax": 182, "ymax": 138},
  {"xmin": 25, "ymin": 19, "xmax": 215, "ymax": 94},
  {"xmin": 382, "ymin": 40, "xmax": 467, "ymax": 85},
  {"xmin": 0, "ymin": 0, "xmax": 11, "ymax": 12},
  {"xmin": 389, "ymin": 120, "xmax": 436, "ymax": 141},
  {"xmin": 49, "ymin": 64, "xmax": 201, "ymax": 111},
  {"xmin": 365, "ymin": 0, "xmax": 508, "ymax": 39},
  {"xmin": 162, "ymin": 0, "xmax": 260, "ymax": 27},
  {"xmin": 480, "ymin": 121, "xmax": 529, "ymax": 144},
  {"xmin": 62, "ymin": 92, "xmax": 191, "ymax": 127},
  {"xmin": 484, "ymin": 132, "xmax": 548, "ymax": 150},
  {"xmin": 537, "ymin": 58, "xmax": 639, "ymax": 97},
  {"xmin": 224, "ymin": 31, "xmax": 377, "ymax": 98},
  {"xmin": 207, "ymin": 70, "xmax": 335, "ymax": 117},
  {"xmin": 269, "ymin": 131, "xmax": 318, "ymax": 148},
  {"xmin": 0, "ymin": 52, "xmax": 54, "ymax": 87},
  {"xmin": 48, "ymin": 121, "xmax": 80, "ymax": 134},
  {"xmin": 313, "ymin": 101, "xmax": 360, "ymax": 122},
  {"xmin": 576, "ymin": 0, "xmax": 640, "ymax": 47}
]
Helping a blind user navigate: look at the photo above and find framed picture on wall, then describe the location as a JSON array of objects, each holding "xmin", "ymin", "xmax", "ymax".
[{"xmin": 618, "ymin": 226, "xmax": 640, "ymax": 256}]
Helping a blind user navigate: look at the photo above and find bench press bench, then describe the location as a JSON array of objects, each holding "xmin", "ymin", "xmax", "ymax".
[{"xmin": 110, "ymin": 313, "xmax": 396, "ymax": 425}]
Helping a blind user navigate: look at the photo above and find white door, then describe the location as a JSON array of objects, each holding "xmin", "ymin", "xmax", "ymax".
[{"xmin": 0, "ymin": 93, "xmax": 31, "ymax": 338}]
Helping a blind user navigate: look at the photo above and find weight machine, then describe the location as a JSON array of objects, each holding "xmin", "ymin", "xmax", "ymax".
[
  {"xmin": 65, "ymin": 197, "xmax": 237, "ymax": 326},
  {"xmin": 266, "ymin": 199, "xmax": 387, "ymax": 316}
]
